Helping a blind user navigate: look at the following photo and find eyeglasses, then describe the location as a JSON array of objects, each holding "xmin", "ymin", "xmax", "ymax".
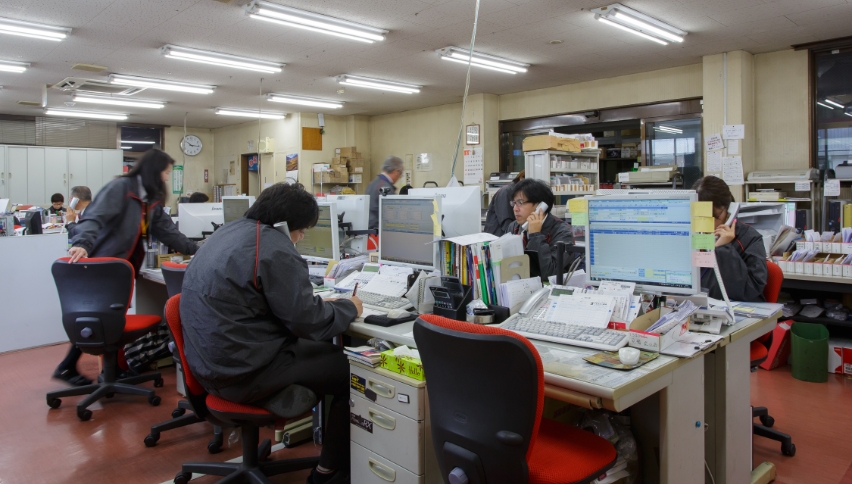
[{"xmin": 510, "ymin": 199, "xmax": 531, "ymax": 207}]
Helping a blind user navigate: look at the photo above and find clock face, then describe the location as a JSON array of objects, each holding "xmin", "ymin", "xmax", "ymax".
[{"xmin": 181, "ymin": 135, "xmax": 202, "ymax": 156}]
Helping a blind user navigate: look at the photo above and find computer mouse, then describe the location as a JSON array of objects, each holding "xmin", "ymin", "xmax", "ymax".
[{"xmin": 387, "ymin": 308, "xmax": 411, "ymax": 319}]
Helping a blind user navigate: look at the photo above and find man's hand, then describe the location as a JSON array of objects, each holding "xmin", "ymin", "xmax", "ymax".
[
  {"xmin": 527, "ymin": 209, "xmax": 545, "ymax": 234},
  {"xmin": 68, "ymin": 247, "xmax": 88, "ymax": 263},
  {"xmin": 350, "ymin": 296, "xmax": 364, "ymax": 317},
  {"xmin": 715, "ymin": 220, "xmax": 736, "ymax": 247},
  {"xmin": 65, "ymin": 207, "xmax": 78, "ymax": 223}
]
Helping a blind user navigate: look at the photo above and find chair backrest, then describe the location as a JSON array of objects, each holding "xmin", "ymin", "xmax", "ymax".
[
  {"xmin": 160, "ymin": 261, "xmax": 188, "ymax": 298},
  {"xmin": 52, "ymin": 257, "xmax": 134, "ymax": 352},
  {"xmin": 764, "ymin": 261, "xmax": 783, "ymax": 303},
  {"xmin": 164, "ymin": 295, "xmax": 207, "ymax": 400},
  {"xmin": 413, "ymin": 315, "xmax": 544, "ymax": 483}
]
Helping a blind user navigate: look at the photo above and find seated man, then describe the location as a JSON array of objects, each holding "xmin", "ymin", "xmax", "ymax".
[{"xmin": 181, "ymin": 183, "xmax": 362, "ymax": 484}]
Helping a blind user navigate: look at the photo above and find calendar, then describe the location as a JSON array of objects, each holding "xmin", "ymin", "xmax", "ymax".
[{"xmin": 463, "ymin": 148, "xmax": 483, "ymax": 186}]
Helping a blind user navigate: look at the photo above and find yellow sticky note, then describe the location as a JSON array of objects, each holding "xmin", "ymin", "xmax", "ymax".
[
  {"xmin": 432, "ymin": 200, "xmax": 442, "ymax": 236},
  {"xmin": 691, "ymin": 201, "xmax": 712, "ymax": 217},
  {"xmin": 568, "ymin": 198, "xmax": 588, "ymax": 213},
  {"xmin": 692, "ymin": 216, "xmax": 714, "ymax": 233},
  {"xmin": 572, "ymin": 212, "xmax": 588, "ymax": 226},
  {"xmin": 692, "ymin": 251, "xmax": 716, "ymax": 267}
]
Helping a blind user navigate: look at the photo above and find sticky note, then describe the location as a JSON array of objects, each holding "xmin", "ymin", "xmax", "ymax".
[
  {"xmin": 691, "ymin": 201, "xmax": 712, "ymax": 217},
  {"xmin": 692, "ymin": 233, "xmax": 715, "ymax": 250},
  {"xmin": 692, "ymin": 217, "xmax": 715, "ymax": 233},
  {"xmin": 692, "ymin": 251, "xmax": 716, "ymax": 267},
  {"xmin": 568, "ymin": 198, "xmax": 588, "ymax": 213},
  {"xmin": 431, "ymin": 200, "xmax": 442, "ymax": 236},
  {"xmin": 572, "ymin": 212, "xmax": 588, "ymax": 226}
]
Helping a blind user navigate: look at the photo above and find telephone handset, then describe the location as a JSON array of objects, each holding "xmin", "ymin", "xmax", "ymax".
[
  {"xmin": 273, "ymin": 221, "xmax": 291, "ymax": 239},
  {"xmin": 522, "ymin": 202, "xmax": 550, "ymax": 231},
  {"xmin": 724, "ymin": 202, "xmax": 739, "ymax": 227},
  {"xmin": 69, "ymin": 197, "xmax": 80, "ymax": 210},
  {"xmin": 518, "ymin": 286, "xmax": 551, "ymax": 315}
]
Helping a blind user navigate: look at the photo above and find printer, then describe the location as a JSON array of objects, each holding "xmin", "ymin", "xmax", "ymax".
[
  {"xmin": 746, "ymin": 169, "xmax": 818, "ymax": 183},
  {"xmin": 619, "ymin": 165, "xmax": 678, "ymax": 184}
]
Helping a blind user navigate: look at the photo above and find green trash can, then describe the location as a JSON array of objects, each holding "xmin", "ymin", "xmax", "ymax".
[{"xmin": 790, "ymin": 322, "xmax": 829, "ymax": 383}]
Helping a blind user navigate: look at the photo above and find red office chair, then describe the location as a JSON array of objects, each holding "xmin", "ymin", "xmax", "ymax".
[
  {"xmin": 165, "ymin": 295, "xmax": 320, "ymax": 484},
  {"xmin": 751, "ymin": 261, "xmax": 795, "ymax": 456},
  {"xmin": 414, "ymin": 314, "xmax": 617, "ymax": 484},
  {"xmin": 46, "ymin": 258, "xmax": 163, "ymax": 421}
]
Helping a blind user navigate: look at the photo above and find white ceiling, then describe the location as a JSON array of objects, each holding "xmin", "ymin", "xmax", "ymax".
[{"xmin": 0, "ymin": 0, "xmax": 850, "ymax": 129}]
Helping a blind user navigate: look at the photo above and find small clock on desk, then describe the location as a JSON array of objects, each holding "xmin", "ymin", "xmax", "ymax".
[{"xmin": 180, "ymin": 135, "xmax": 202, "ymax": 156}]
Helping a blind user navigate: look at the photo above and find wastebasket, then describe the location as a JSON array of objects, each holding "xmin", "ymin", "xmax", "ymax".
[{"xmin": 790, "ymin": 322, "xmax": 829, "ymax": 383}]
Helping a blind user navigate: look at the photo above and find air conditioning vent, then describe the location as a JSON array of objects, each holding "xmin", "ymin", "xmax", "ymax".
[
  {"xmin": 52, "ymin": 77, "xmax": 144, "ymax": 96},
  {"xmin": 71, "ymin": 63, "xmax": 108, "ymax": 73}
]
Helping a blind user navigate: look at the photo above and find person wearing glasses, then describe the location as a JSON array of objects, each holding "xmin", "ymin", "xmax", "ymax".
[{"xmin": 504, "ymin": 179, "xmax": 573, "ymax": 279}]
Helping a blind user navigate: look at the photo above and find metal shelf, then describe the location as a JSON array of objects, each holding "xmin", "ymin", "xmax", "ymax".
[
  {"xmin": 528, "ymin": 150, "xmax": 600, "ymax": 158},
  {"xmin": 553, "ymin": 190, "xmax": 595, "ymax": 196},
  {"xmin": 550, "ymin": 168, "xmax": 598, "ymax": 174}
]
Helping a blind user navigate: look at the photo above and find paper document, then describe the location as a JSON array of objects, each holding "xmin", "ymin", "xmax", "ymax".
[
  {"xmin": 706, "ymin": 150, "xmax": 722, "ymax": 172},
  {"xmin": 441, "ymin": 233, "xmax": 499, "ymax": 246},
  {"xmin": 662, "ymin": 333, "xmax": 724, "ymax": 358},
  {"xmin": 722, "ymin": 156, "xmax": 744, "ymax": 185},
  {"xmin": 361, "ymin": 274, "xmax": 409, "ymax": 297},
  {"xmin": 379, "ymin": 265, "xmax": 414, "ymax": 276},
  {"xmin": 334, "ymin": 270, "xmax": 376, "ymax": 291},
  {"xmin": 547, "ymin": 269, "xmax": 587, "ymax": 287},
  {"xmin": 498, "ymin": 277, "xmax": 542, "ymax": 313},
  {"xmin": 544, "ymin": 294, "xmax": 615, "ymax": 328},
  {"xmin": 706, "ymin": 133, "xmax": 724, "ymax": 151},
  {"xmin": 597, "ymin": 281, "xmax": 636, "ymax": 323}
]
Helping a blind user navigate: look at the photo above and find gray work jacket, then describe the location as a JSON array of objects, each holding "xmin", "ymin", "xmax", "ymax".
[
  {"xmin": 366, "ymin": 174, "xmax": 396, "ymax": 230},
  {"xmin": 484, "ymin": 183, "xmax": 516, "ymax": 236},
  {"xmin": 507, "ymin": 214, "xmax": 574, "ymax": 279},
  {"xmin": 702, "ymin": 222, "xmax": 767, "ymax": 302}
]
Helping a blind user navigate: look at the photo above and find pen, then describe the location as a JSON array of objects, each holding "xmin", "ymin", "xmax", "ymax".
[{"xmin": 352, "ymin": 283, "xmax": 359, "ymax": 297}]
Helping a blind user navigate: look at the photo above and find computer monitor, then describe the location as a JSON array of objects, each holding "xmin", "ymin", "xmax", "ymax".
[
  {"xmin": 222, "ymin": 198, "xmax": 251, "ymax": 223},
  {"xmin": 296, "ymin": 202, "xmax": 340, "ymax": 262},
  {"xmin": 25, "ymin": 211, "xmax": 43, "ymax": 235},
  {"xmin": 325, "ymin": 194, "xmax": 369, "ymax": 254},
  {"xmin": 379, "ymin": 195, "xmax": 441, "ymax": 270},
  {"xmin": 408, "ymin": 186, "xmax": 481, "ymax": 237},
  {"xmin": 178, "ymin": 203, "xmax": 224, "ymax": 238},
  {"xmin": 584, "ymin": 192, "xmax": 699, "ymax": 295}
]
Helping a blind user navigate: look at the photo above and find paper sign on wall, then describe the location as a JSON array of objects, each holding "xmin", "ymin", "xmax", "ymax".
[
  {"xmin": 706, "ymin": 133, "xmax": 724, "ymax": 151},
  {"xmin": 463, "ymin": 147, "xmax": 484, "ymax": 186},
  {"xmin": 825, "ymin": 179, "xmax": 841, "ymax": 197},
  {"xmin": 722, "ymin": 125, "xmax": 745, "ymax": 140},
  {"xmin": 706, "ymin": 151, "xmax": 722, "ymax": 172},
  {"xmin": 416, "ymin": 153, "xmax": 433, "ymax": 172},
  {"xmin": 727, "ymin": 139, "xmax": 739, "ymax": 155},
  {"xmin": 692, "ymin": 251, "xmax": 716, "ymax": 267},
  {"xmin": 172, "ymin": 165, "xmax": 184, "ymax": 194},
  {"xmin": 722, "ymin": 156, "xmax": 744, "ymax": 185},
  {"xmin": 794, "ymin": 181, "xmax": 810, "ymax": 192}
]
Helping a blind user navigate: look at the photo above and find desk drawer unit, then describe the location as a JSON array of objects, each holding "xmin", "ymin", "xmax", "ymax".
[
  {"xmin": 350, "ymin": 364, "xmax": 425, "ymax": 421},
  {"xmin": 351, "ymin": 441, "xmax": 424, "ymax": 484},
  {"xmin": 350, "ymin": 392, "xmax": 424, "ymax": 475}
]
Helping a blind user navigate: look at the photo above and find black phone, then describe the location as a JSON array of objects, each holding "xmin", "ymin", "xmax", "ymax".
[{"xmin": 440, "ymin": 276, "xmax": 464, "ymax": 295}]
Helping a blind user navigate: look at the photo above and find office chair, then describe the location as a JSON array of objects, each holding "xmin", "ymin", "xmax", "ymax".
[
  {"xmin": 46, "ymin": 258, "xmax": 164, "ymax": 421},
  {"xmin": 414, "ymin": 314, "xmax": 617, "ymax": 483},
  {"xmin": 145, "ymin": 261, "xmax": 224, "ymax": 453},
  {"xmin": 751, "ymin": 261, "xmax": 796, "ymax": 456},
  {"xmin": 165, "ymin": 295, "xmax": 320, "ymax": 484}
]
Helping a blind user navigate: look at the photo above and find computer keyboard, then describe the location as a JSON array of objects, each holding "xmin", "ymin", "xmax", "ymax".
[
  {"xmin": 502, "ymin": 315, "xmax": 630, "ymax": 352},
  {"xmin": 356, "ymin": 291, "xmax": 412, "ymax": 310}
]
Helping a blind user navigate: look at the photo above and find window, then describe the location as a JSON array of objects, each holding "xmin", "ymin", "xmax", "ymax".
[
  {"xmin": 814, "ymin": 48, "xmax": 852, "ymax": 170},
  {"xmin": 643, "ymin": 116, "xmax": 703, "ymax": 188}
]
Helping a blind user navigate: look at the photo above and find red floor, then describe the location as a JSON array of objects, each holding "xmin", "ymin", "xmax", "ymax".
[{"xmin": 2, "ymin": 342, "xmax": 852, "ymax": 483}]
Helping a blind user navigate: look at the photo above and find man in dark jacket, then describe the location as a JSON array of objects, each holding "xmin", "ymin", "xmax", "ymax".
[
  {"xmin": 366, "ymin": 156, "xmax": 403, "ymax": 230},
  {"xmin": 181, "ymin": 183, "xmax": 362, "ymax": 484},
  {"xmin": 505, "ymin": 179, "xmax": 574, "ymax": 279},
  {"xmin": 484, "ymin": 170, "xmax": 524, "ymax": 236}
]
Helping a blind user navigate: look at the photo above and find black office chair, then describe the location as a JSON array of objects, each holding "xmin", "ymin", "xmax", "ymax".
[
  {"xmin": 414, "ymin": 314, "xmax": 617, "ymax": 483},
  {"xmin": 46, "ymin": 258, "xmax": 163, "ymax": 421},
  {"xmin": 160, "ymin": 261, "xmax": 188, "ymax": 298}
]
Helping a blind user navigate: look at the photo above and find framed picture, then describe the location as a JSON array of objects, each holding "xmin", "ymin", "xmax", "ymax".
[{"xmin": 466, "ymin": 124, "xmax": 480, "ymax": 145}]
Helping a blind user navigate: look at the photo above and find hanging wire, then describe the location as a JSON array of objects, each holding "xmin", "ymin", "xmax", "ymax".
[{"xmin": 447, "ymin": 0, "xmax": 481, "ymax": 180}]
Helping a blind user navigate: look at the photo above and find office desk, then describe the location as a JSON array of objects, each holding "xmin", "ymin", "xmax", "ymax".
[
  {"xmin": 134, "ymin": 268, "xmax": 168, "ymax": 316},
  {"xmin": 348, "ymin": 312, "xmax": 778, "ymax": 484}
]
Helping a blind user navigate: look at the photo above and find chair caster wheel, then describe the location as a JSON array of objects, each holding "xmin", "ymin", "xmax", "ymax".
[
  {"xmin": 174, "ymin": 471, "xmax": 193, "ymax": 484},
  {"xmin": 149, "ymin": 395, "xmax": 161, "ymax": 407},
  {"xmin": 172, "ymin": 407, "xmax": 186, "ymax": 418},
  {"xmin": 144, "ymin": 433, "xmax": 159, "ymax": 447},
  {"xmin": 759, "ymin": 415, "xmax": 775, "ymax": 428},
  {"xmin": 154, "ymin": 378, "xmax": 164, "ymax": 388},
  {"xmin": 105, "ymin": 392, "xmax": 115, "ymax": 398},
  {"xmin": 207, "ymin": 439, "xmax": 222, "ymax": 454},
  {"xmin": 47, "ymin": 397, "xmax": 61, "ymax": 409},
  {"xmin": 77, "ymin": 408, "xmax": 92, "ymax": 421},
  {"xmin": 782, "ymin": 442, "xmax": 796, "ymax": 456}
]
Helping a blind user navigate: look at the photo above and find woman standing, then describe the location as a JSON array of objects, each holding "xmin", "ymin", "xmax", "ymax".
[{"xmin": 55, "ymin": 149, "xmax": 199, "ymax": 385}]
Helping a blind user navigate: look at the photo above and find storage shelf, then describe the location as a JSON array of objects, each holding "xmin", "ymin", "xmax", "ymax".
[
  {"xmin": 785, "ymin": 315, "xmax": 852, "ymax": 328},
  {"xmin": 553, "ymin": 190, "xmax": 596, "ymax": 196},
  {"xmin": 782, "ymin": 273, "xmax": 852, "ymax": 284},
  {"xmin": 550, "ymin": 168, "xmax": 598, "ymax": 174},
  {"xmin": 601, "ymin": 158, "xmax": 636, "ymax": 161},
  {"xmin": 528, "ymin": 150, "xmax": 600, "ymax": 158}
]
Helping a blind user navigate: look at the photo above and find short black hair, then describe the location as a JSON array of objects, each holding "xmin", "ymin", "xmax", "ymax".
[
  {"xmin": 245, "ymin": 183, "xmax": 319, "ymax": 230},
  {"xmin": 510, "ymin": 179, "xmax": 554, "ymax": 214},
  {"xmin": 124, "ymin": 148, "xmax": 174, "ymax": 204},
  {"xmin": 51, "ymin": 193, "xmax": 64, "ymax": 204},
  {"xmin": 188, "ymin": 192, "xmax": 209, "ymax": 203},
  {"xmin": 692, "ymin": 176, "xmax": 733, "ymax": 210}
]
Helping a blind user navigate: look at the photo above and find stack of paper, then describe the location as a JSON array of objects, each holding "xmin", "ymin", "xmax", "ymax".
[
  {"xmin": 597, "ymin": 281, "xmax": 639, "ymax": 323},
  {"xmin": 344, "ymin": 346, "xmax": 382, "ymax": 367},
  {"xmin": 498, "ymin": 277, "xmax": 542, "ymax": 313},
  {"xmin": 770, "ymin": 225, "xmax": 801, "ymax": 256},
  {"xmin": 361, "ymin": 273, "xmax": 409, "ymax": 297},
  {"xmin": 543, "ymin": 294, "xmax": 615, "ymax": 329},
  {"xmin": 647, "ymin": 300, "xmax": 698, "ymax": 334},
  {"xmin": 327, "ymin": 255, "xmax": 367, "ymax": 279}
]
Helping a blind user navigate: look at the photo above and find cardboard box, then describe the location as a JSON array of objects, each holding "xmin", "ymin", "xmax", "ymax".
[
  {"xmin": 379, "ymin": 349, "xmax": 425, "ymax": 381},
  {"xmin": 628, "ymin": 308, "xmax": 689, "ymax": 352},
  {"xmin": 350, "ymin": 166, "xmax": 364, "ymax": 174},
  {"xmin": 522, "ymin": 135, "xmax": 582, "ymax": 153},
  {"xmin": 156, "ymin": 254, "xmax": 190, "ymax": 268},
  {"xmin": 313, "ymin": 166, "xmax": 349, "ymax": 184},
  {"xmin": 338, "ymin": 146, "xmax": 359, "ymax": 157},
  {"xmin": 829, "ymin": 338, "xmax": 852, "ymax": 374},
  {"xmin": 759, "ymin": 321, "xmax": 792, "ymax": 370},
  {"xmin": 312, "ymin": 163, "xmax": 330, "ymax": 173},
  {"xmin": 346, "ymin": 157, "xmax": 366, "ymax": 168},
  {"xmin": 349, "ymin": 174, "xmax": 363, "ymax": 184}
]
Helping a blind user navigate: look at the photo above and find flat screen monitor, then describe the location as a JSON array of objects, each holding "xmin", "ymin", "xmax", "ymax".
[
  {"xmin": 178, "ymin": 203, "xmax": 224, "ymax": 238},
  {"xmin": 325, "ymin": 194, "xmax": 369, "ymax": 254},
  {"xmin": 25, "ymin": 211, "xmax": 42, "ymax": 235},
  {"xmin": 379, "ymin": 195, "xmax": 440, "ymax": 270},
  {"xmin": 222, "ymin": 198, "xmax": 251, "ymax": 223},
  {"xmin": 296, "ymin": 202, "xmax": 340, "ymax": 262},
  {"xmin": 584, "ymin": 192, "xmax": 699, "ymax": 295},
  {"xmin": 408, "ymin": 186, "xmax": 481, "ymax": 237}
]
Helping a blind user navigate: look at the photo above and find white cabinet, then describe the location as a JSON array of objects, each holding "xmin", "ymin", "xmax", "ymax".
[
  {"xmin": 27, "ymin": 148, "xmax": 46, "ymax": 206},
  {"xmin": 86, "ymin": 150, "xmax": 103, "ymax": 198},
  {"xmin": 7, "ymin": 146, "xmax": 28, "ymax": 204},
  {"xmin": 103, "ymin": 149, "xmax": 122, "ymax": 186},
  {"xmin": 45, "ymin": 148, "xmax": 68, "ymax": 202},
  {"xmin": 0, "ymin": 146, "xmax": 6, "ymax": 200},
  {"xmin": 68, "ymin": 149, "xmax": 87, "ymax": 189}
]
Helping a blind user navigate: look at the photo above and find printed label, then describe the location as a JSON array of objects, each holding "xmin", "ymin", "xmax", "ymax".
[
  {"xmin": 350, "ymin": 373, "xmax": 366, "ymax": 394},
  {"xmin": 350, "ymin": 412, "xmax": 373, "ymax": 433}
]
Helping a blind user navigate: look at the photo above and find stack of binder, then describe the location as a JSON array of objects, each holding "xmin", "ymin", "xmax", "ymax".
[{"xmin": 440, "ymin": 238, "xmax": 498, "ymax": 306}]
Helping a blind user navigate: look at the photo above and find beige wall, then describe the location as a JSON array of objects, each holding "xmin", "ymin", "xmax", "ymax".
[
  {"xmin": 162, "ymin": 126, "xmax": 214, "ymax": 211},
  {"xmin": 754, "ymin": 49, "xmax": 809, "ymax": 170},
  {"xmin": 300, "ymin": 113, "xmax": 372, "ymax": 193}
]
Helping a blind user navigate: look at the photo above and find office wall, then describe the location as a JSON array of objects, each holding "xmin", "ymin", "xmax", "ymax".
[
  {"xmin": 754, "ymin": 49, "xmax": 809, "ymax": 170},
  {"xmin": 162, "ymin": 126, "xmax": 214, "ymax": 211},
  {"xmin": 301, "ymin": 113, "xmax": 372, "ymax": 193}
]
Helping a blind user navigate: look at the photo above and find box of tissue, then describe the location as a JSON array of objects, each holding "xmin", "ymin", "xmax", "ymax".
[{"xmin": 379, "ymin": 347, "xmax": 425, "ymax": 381}]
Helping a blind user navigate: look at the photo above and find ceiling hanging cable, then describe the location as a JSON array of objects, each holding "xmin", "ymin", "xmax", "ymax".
[
  {"xmin": 447, "ymin": 0, "xmax": 481, "ymax": 185},
  {"xmin": 182, "ymin": 111, "xmax": 188, "ymax": 198},
  {"xmin": 258, "ymin": 77, "xmax": 263, "ymax": 192}
]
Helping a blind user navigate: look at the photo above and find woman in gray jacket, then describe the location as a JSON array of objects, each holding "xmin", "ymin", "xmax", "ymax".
[{"xmin": 55, "ymin": 149, "xmax": 199, "ymax": 385}]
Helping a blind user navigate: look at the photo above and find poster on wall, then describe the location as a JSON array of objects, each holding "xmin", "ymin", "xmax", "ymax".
[
  {"xmin": 286, "ymin": 153, "xmax": 299, "ymax": 171},
  {"xmin": 416, "ymin": 153, "xmax": 433, "ymax": 172},
  {"xmin": 463, "ymin": 148, "xmax": 484, "ymax": 186},
  {"xmin": 247, "ymin": 154, "xmax": 259, "ymax": 172},
  {"xmin": 172, "ymin": 165, "xmax": 184, "ymax": 194}
]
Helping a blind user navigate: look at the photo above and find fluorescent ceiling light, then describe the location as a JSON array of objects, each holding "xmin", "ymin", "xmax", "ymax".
[
  {"xmin": 845, "ymin": 113, "xmax": 852, "ymax": 117},
  {"xmin": 161, "ymin": 45, "xmax": 283, "ymax": 74},
  {"xmin": 592, "ymin": 4, "xmax": 686, "ymax": 46},
  {"xmin": 268, "ymin": 94, "xmax": 343, "ymax": 109},
  {"xmin": 215, "ymin": 108, "xmax": 286, "ymax": 120},
  {"xmin": 654, "ymin": 126, "xmax": 682, "ymax": 134},
  {"xmin": 825, "ymin": 99, "xmax": 845, "ymax": 108},
  {"xmin": 44, "ymin": 109, "xmax": 128, "ymax": 121},
  {"xmin": 0, "ymin": 60, "xmax": 30, "ymax": 73},
  {"xmin": 334, "ymin": 75, "xmax": 420, "ymax": 94},
  {"xmin": 121, "ymin": 146, "xmax": 132, "ymax": 150},
  {"xmin": 244, "ymin": 1, "xmax": 387, "ymax": 43},
  {"xmin": 817, "ymin": 101, "xmax": 834, "ymax": 110},
  {"xmin": 437, "ymin": 47, "xmax": 529, "ymax": 74},
  {"xmin": 121, "ymin": 140, "xmax": 156, "ymax": 144},
  {"xmin": 0, "ymin": 17, "xmax": 71, "ymax": 41},
  {"xmin": 73, "ymin": 95, "xmax": 165, "ymax": 109},
  {"xmin": 109, "ymin": 74, "xmax": 215, "ymax": 94}
]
